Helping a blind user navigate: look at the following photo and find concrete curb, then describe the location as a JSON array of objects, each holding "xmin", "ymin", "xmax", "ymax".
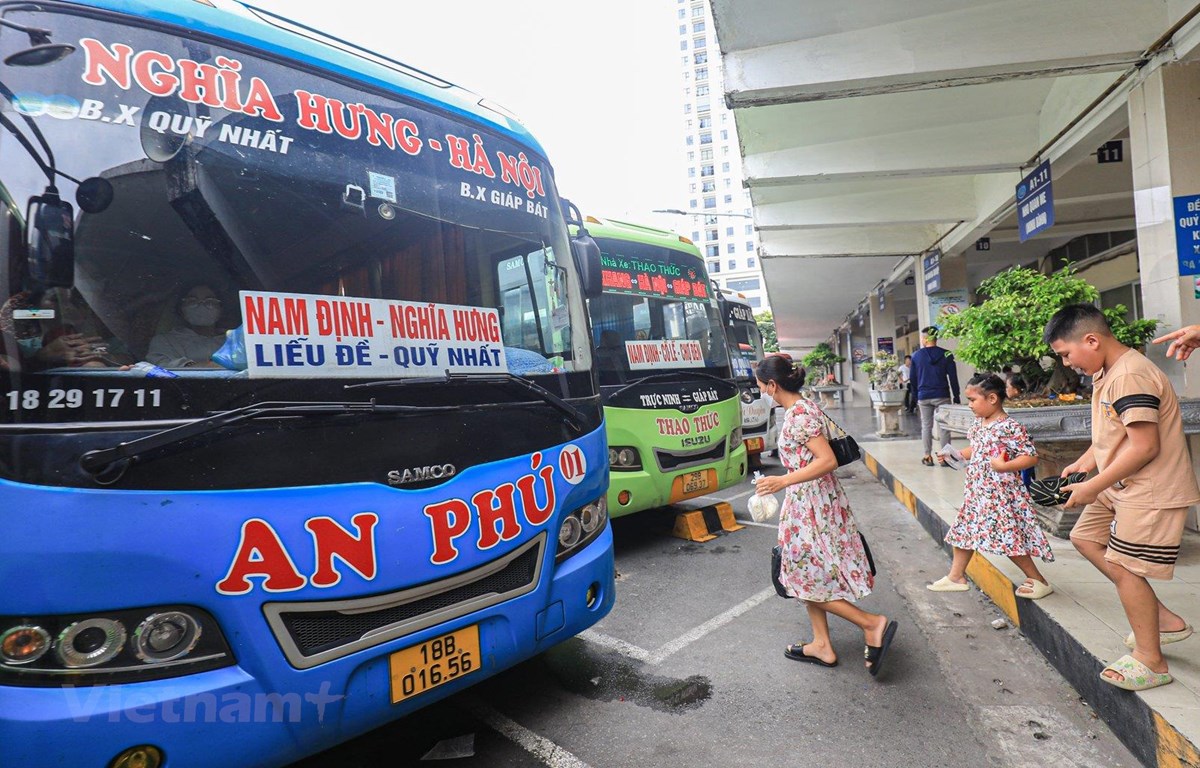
[{"xmin": 861, "ymin": 449, "xmax": 1200, "ymax": 768}]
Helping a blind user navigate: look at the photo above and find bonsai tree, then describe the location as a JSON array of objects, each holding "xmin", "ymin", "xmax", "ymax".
[
  {"xmin": 802, "ymin": 342, "xmax": 845, "ymax": 384},
  {"xmin": 937, "ymin": 267, "xmax": 1159, "ymax": 394},
  {"xmin": 860, "ymin": 350, "xmax": 903, "ymax": 390}
]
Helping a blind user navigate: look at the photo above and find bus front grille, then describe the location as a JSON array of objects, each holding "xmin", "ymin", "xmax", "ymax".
[
  {"xmin": 654, "ymin": 441, "xmax": 727, "ymax": 472},
  {"xmin": 263, "ymin": 533, "xmax": 545, "ymax": 669}
]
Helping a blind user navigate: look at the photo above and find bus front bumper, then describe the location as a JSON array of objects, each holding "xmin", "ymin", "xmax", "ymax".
[
  {"xmin": 606, "ymin": 443, "xmax": 747, "ymax": 518},
  {"xmin": 0, "ymin": 530, "xmax": 614, "ymax": 768}
]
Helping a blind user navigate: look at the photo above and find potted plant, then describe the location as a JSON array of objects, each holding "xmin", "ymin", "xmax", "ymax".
[
  {"xmin": 802, "ymin": 342, "xmax": 846, "ymax": 384},
  {"xmin": 937, "ymin": 267, "xmax": 1159, "ymax": 398},
  {"xmin": 860, "ymin": 350, "xmax": 906, "ymax": 405}
]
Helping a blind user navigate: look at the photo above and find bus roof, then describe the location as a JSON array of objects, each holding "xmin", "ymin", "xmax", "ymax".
[
  {"xmin": 582, "ymin": 216, "xmax": 701, "ymax": 257},
  {"xmin": 57, "ymin": 0, "xmax": 549, "ymax": 158}
]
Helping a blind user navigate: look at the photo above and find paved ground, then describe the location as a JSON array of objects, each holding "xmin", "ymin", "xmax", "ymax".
[{"xmin": 293, "ymin": 455, "xmax": 1138, "ymax": 768}]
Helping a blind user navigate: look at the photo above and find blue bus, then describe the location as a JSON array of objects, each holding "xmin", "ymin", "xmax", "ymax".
[{"xmin": 0, "ymin": 3, "xmax": 613, "ymax": 766}]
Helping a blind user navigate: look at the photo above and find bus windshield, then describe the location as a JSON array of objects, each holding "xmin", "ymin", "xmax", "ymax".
[
  {"xmin": 589, "ymin": 238, "xmax": 729, "ymax": 386},
  {"xmin": 0, "ymin": 9, "xmax": 590, "ymax": 425}
]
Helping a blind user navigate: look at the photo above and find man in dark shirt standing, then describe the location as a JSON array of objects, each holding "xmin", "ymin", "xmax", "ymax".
[{"xmin": 910, "ymin": 326, "xmax": 960, "ymax": 466}]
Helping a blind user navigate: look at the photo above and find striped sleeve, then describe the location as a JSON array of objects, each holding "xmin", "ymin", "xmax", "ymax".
[{"xmin": 1108, "ymin": 375, "xmax": 1162, "ymax": 425}]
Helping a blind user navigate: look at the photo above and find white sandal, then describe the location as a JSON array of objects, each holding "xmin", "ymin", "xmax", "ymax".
[
  {"xmin": 1015, "ymin": 579, "xmax": 1053, "ymax": 600},
  {"xmin": 927, "ymin": 575, "xmax": 969, "ymax": 592},
  {"xmin": 1124, "ymin": 623, "xmax": 1193, "ymax": 649}
]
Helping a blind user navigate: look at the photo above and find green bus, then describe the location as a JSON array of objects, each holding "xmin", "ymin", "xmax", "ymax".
[{"xmin": 582, "ymin": 217, "xmax": 746, "ymax": 517}]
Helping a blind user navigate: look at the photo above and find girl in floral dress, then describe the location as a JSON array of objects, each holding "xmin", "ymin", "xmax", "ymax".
[
  {"xmin": 928, "ymin": 373, "xmax": 1055, "ymax": 598},
  {"xmin": 754, "ymin": 356, "xmax": 898, "ymax": 677}
]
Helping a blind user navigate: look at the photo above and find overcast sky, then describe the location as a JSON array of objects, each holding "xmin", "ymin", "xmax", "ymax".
[{"xmin": 250, "ymin": 0, "xmax": 689, "ymax": 230}]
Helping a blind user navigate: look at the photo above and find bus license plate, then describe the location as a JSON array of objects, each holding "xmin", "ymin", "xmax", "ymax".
[
  {"xmin": 745, "ymin": 437, "xmax": 764, "ymax": 452},
  {"xmin": 670, "ymin": 469, "xmax": 715, "ymax": 502},
  {"xmin": 388, "ymin": 625, "xmax": 480, "ymax": 704}
]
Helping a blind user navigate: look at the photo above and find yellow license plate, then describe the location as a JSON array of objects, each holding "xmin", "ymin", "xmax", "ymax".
[
  {"xmin": 745, "ymin": 437, "xmax": 764, "ymax": 452},
  {"xmin": 388, "ymin": 625, "xmax": 480, "ymax": 704},
  {"xmin": 670, "ymin": 469, "xmax": 715, "ymax": 502}
]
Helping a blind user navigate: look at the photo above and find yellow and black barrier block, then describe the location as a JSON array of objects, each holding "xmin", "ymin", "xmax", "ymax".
[{"xmin": 671, "ymin": 502, "xmax": 744, "ymax": 542}]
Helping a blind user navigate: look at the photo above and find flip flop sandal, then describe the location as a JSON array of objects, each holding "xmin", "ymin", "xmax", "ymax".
[
  {"xmin": 1015, "ymin": 579, "xmax": 1053, "ymax": 600},
  {"xmin": 927, "ymin": 576, "xmax": 969, "ymax": 592},
  {"xmin": 921, "ymin": 456, "xmax": 935, "ymax": 467},
  {"xmin": 864, "ymin": 620, "xmax": 898, "ymax": 678},
  {"xmin": 1100, "ymin": 654, "xmax": 1173, "ymax": 691},
  {"xmin": 1124, "ymin": 624, "xmax": 1194, "ymax": 650},
  {"xmin": 784, "ymin": 643, "xmax": 837, "ymax": 667}
]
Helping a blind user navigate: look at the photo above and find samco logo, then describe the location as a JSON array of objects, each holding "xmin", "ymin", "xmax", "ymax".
[{"xmin": 388, "ymin": 464, "xmax": 457, "ymax": 486}]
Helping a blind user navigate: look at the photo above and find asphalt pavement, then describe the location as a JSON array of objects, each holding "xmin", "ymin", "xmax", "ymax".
[{"xmin": 293, "ymin": 455, "xmax": 1139, "ymax": 768}]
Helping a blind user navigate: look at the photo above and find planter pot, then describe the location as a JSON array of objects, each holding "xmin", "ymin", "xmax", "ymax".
[
  {"xmin": 868, "ymin": 389, "xmax": 906, "ymax": 406},
  {"xmin": 810, "ymin": 384, "xmax": 848, "ymax": 409}
]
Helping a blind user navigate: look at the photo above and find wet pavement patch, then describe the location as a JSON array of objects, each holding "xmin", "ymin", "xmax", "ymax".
[{"xmin": 540, "ymin": 638, "xmax": 712, "ymax": 713}]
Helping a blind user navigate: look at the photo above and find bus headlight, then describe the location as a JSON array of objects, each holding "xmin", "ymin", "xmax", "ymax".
[
  {"xmin": 556, "ymin": 497, "xmax": 608, "ymax": 562},
  {"xmin": 608, "ymin": 446, "xmax": 641, "ymax": 471},
  {"xmin": 1, "ymin": 625, "xmax": 51, "ymax": 665},
  {"xmin": 134, "ymin": 612, "xmax": 202, "ymax": 663},
  {"xmin": 730, "ymin": 426, "xmax": 743, "ymax": 449},
  {"xmin": 57, "ymin": 618, "xmax": 127, "ymax": 668},
  {"xmin": 0, "ymin": 606, "xmax": 233, "ymax": 686}
]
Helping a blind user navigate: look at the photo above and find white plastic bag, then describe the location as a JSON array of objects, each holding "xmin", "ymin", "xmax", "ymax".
[{"xmin": 748, "ymin": 471, "xmax": 780, "ymax": 522}]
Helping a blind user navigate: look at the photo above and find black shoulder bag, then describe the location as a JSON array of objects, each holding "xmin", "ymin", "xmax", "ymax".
[{"xmin": 822, "ymin": 413, "xmax": 861, "ymax": 467}]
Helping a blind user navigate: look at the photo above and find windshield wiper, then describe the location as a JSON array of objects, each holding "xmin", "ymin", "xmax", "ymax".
[
  {"xmin": 348, "ymin": 371, "xmax": 589, "ymax": 433},
  {"xmin": 79, "ymin": 399, "xmax": 446, "ymax": 484},
  {"xmin": 608, "ymin": 370, "xmax": 730, "ymax": 400}
]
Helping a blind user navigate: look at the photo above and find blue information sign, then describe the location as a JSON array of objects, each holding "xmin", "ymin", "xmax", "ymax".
[
  {"xmin": 1016, "ymin": 161, "xmax": 1054, "ymax": 242},
  {"xmin": 1173, "ymin": 193, "xmax": 1200, "ymax": 276},
  {"xmin": 923, "ymin": 251, "xmax": 941, "ymax": 295}
]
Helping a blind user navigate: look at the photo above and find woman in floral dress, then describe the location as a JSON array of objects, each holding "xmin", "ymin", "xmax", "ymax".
[
  {"xmin": 927, "ymin": 373, "xmax": 1054, "ymax": 598},
  {"xmin": 754, "ymin": 356, "xmax": 898, "ymax": 677}
]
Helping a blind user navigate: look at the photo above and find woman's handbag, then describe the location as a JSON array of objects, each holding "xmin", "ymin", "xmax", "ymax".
[
  {"xmin": 823, "ymin": 414, "xmax": 861, "ymax": 467},
  {"xmin": 771, "ymin": 532, "xmax": 877, "ymax": 598}
]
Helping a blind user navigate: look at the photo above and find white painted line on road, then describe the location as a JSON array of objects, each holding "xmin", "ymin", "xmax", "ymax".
[
  {"xmin": 648, "ymin": 587, "xmax": 776, "ymax": 665},
  {"xmin": 577, "ymin": 630, "xmax": 653, "ymax": 663},
  {"xmin": 738, "ymin": 519, "xmax": 778, "ymax": 530},
  {"xmin": 462, "ymin": 696, "xmax": 593, "ymax": 768}
]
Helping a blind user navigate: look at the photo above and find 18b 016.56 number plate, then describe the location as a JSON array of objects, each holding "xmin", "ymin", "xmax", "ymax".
[{"xmin": 388, "ymin": 625, "xmax": 480, "ymax": 704}]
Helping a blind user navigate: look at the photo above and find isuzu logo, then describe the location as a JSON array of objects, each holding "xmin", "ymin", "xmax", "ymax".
[{"xmin": 387, "ymin": 464, "xmax": 457, "ymax": 486}]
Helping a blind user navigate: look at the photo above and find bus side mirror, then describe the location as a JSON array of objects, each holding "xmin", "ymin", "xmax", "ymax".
[
  {"xmin": 571, "ymin": 232, "xmax": 602, "ymax": 298},
  {"xmin": 562, "ymin": 198, "xmax": 603, "ymax": 298},
  {"xmin": 26, "ymin": 187, "xmax": 75, "ymax": 288}
]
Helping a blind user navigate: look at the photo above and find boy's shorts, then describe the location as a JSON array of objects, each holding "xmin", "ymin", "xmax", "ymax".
[{"xmin": 1070, "ymin": 489, "xmax": 1187, "ymax": 580}]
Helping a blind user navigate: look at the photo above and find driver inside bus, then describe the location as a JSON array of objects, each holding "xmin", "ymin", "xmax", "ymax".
[{"xmin": 146, "ymin": 283, "xmax": 228, "ymax": 369}]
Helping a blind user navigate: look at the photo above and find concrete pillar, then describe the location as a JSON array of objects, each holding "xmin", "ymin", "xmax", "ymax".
[
  {"xmin": 1127, "ymin": 62, "xmax": 1200, "ymax": 397},
  {"xmin": 1127, "ymin": 61, "xmax": 1200, "ymax": 531}
]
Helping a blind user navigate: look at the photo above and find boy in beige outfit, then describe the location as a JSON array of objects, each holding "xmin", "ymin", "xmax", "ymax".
[{"xmin": 1046, "ymin": 305, "xmax": 1198, "ymax": 691}]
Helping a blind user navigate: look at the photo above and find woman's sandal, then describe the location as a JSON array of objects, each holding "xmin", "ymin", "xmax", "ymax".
[
  {"xmin": 864, "ymin": 620, "xmax": 898, "ymax": 678},
  {"xmin": 784, "ymin": 643, "xmax": 838, "ymax": 667},
  {"xmin": 921, "ymin": 456, "xmax": 935, "ymax": 467}
]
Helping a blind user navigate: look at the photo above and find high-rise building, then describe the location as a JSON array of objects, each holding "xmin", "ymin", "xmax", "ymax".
[{"xmin": 673, "ymin": 0, "xmax": 768, "ymax": 312}]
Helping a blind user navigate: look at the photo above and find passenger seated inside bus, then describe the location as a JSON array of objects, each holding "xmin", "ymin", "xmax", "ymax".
[{"xmin": 146, "ymin": 283, "xmax": 230, "ymax": 369}]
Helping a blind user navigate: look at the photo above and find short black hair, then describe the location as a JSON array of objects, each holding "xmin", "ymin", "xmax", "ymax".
[
  {"xmin": 967, "ymin": 373, "xmax": 1007, "ymax": 402},
  {"xmin": 1043, "ymin": 304, "xmax": 1113, "ymax": 345},
  {"xmin": 922, "ymin": 326, "xmax": 939, "ymax": 338},
  {"xmin": 1005, "ymin": 372, "xmax": 1026, "ymax": 392}
]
